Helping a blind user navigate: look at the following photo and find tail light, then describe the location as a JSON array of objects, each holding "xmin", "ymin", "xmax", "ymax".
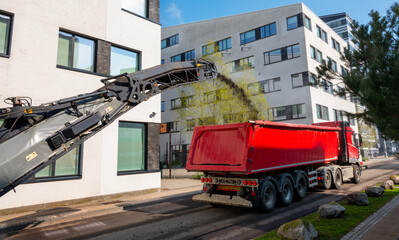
[
  {"xmin": 318, "ymin": 177, "xmax": 323, "ymax": 180},
  {"xmin": 209, "ymin": 178, "xmax": 213, "ymax": 183},
  {"xmin": 205, "ymin": 178, "xmax": 208, "ymax": 182},
  {"xmin": 248, "ymin": 180, "xmax": 252, "ymax": 186},
  {"xmin": 253, "ymin": 181, "xmax": 257, "ymax": 186},
  {"xmin": 201, "ymin": 177, "xmax": 205, "ymax": 183},
  {"xmin": 243, "ymin": 180, "xmax": 247, "ymax": 185}
]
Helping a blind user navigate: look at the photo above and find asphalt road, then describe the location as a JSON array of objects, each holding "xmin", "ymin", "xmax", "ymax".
[{"xmin": 4, "ymin": 159, "xmax": 399, "ymax": 240}]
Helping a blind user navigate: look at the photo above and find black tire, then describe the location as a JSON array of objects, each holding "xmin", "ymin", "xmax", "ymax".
[
  {"xmin": 279, "ymin": 177, "xmax": 294, "ymax": 206},
  {"xmin": 323, "ymin": 170, "xmax": 332, "ymax": 189},
  {"xmin": 259, "ymin": 180, "xmax": 277, "ymax": 212},
  {"xmin": 351, "ymin": 165, "xmax": 361, "ymax": 184},
  {"xmin": 332, "ymin": 169, "xmax": 342, "ymax": 189},
  {"xmin": 294, "ymin": 174, "xmax": 307, "ymax": 200}
]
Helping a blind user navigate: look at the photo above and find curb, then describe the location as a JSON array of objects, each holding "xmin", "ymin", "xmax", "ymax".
[{"xmin": 0, "ymin": 190, "xmax": 201, "ymax": 233}]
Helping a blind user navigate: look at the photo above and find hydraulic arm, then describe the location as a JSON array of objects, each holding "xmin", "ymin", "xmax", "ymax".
[{"xmin": 0, "ymin": 59, "xmax": 217, "ymax": 197}]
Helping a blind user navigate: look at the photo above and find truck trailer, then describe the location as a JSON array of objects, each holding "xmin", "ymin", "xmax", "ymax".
[{"xmin": 186, "ymin": 120, "xmax": 363, "ymax": 212}]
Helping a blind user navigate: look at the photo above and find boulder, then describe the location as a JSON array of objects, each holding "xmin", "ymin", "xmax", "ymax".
[
  {"xmin": 389, "ymin": 175, "xmax": 399, "ymax": 184},
  {"xmin": 318, "ymin": 201, "xmax": 346, "ymax": 218},
  {"xmin": 347, "ymin": 192, "xmax": 369, "ymax": 206},
  {"xmin": 381, "ymin": 180, "xmax": 394, "ymax": 189},
  {"xmin": 365, "ymin": 187, "xmax": 385, "ymax": 197},
  {"xmin": 277, "ymin": 219, "xmax": 317, "ymax": 240}
]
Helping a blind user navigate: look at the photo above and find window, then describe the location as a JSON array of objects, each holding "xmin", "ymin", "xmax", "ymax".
[
  {"xmin": 171, "ymin": 49, "xmax": 195, "ymax": 62},
  {"xmin": 161, "ymin": 34, "xmax": 179, "ymax": 49},
  {"xmin": 327, "ymin": 57, "xmax": 337, "ymax": 72},
  {"xmin": 287, "ymin": 44, "xmax": 300, "ymax": 59},
  {"xmin": 182, "ymin": 95, "xmax": 194, "ymax": 108},
  {"xmin": 322, "ymin": 79, "xmax": 333, "ymax": 94},
  {"xmin": 316, "ymin": 104, "xmax": 329, "ymax": 120},
  {"xmin": 169, "ymin": 121, "xmax": 180, "ymax": 132},
  {"xmin": 264, "ymin": 49, "xmax": 282, "ymax": 64},
  {"xmin": 350, "ymin": 93, "xmax": 356, "ymax": 103},
  {"xmin": 161, "ymin": 101, "xmax": 165, "ymax": 112},
  {"xmin": 322, "ymin": 30, "xmax": 328, "ymax": 43},
  {"xmin": 0, "ymin": 13, "xmax": 12, "ymax": 56},
  {"xmin": 336, "ymin": 86, "xmax": 347, "ymax": 99},
  {"xmin": 341, "ymin": 66, "xmax": 348, "ymax": 76},
  {"xmin": 347, "ymin": 113, "xmax": 355, "ymax": 126},
  {"xmin": 310, "ymin": 46, "xmax": 316, "ymax": 59},
  {"xmin": 187, "ymin": 119, "xmax": 195, "ymax": 131},
  {"xmin": 265, "ymin": 44, "xmax": 300, "ymax": 65},
  {"xmin": 316, "ymin": 25, "xmax": 321, "ymax": 38},
  {"xmin": 202, "ymin": 37, "xmax": 232, "ymax": 56},
  {"xmin": 333, "ymin": 109, "xmax": 344, "ymax": 121},
  {"xmin": 240, "ymin": 22, "xmax": 276, "ymax": 44},
  {"xmin": 110, "ymin": 46, "xmax": 139, "ymax": 75},
  {"xmin": 263, "ymin": 78, "xmax": 281, "ymax": 93},
  {"xmin": 316, "ymin": 49, "xmax": 323, "ymax": 63},
  {"xmin": 287, "ymin": 15, "xmax": 299, "ymax": 30},
  {"xmin": 224, "ymin": 56, "xmax": 254, "ymax": 73},
  {"xmin": 310, "ymin": 73, "xmax": 318, "ymax": 88},
  {"xmin": 121, "ymin": 0, "xmax": 148, "ymax": 18},
  {"xmin": 331, "ymin": 38, "xmax": 341, "ymax": 52},
  {"xmin": 57, "ymin": 31, "xmax": 95, "ymax": 72},
  {"xmin": 291, "ymin": 73, "xmax": 304, "ymax": 88},
  {"xmin": 269, "ymin": 103, "xmax": 306, "ymax": 121},
  {"xmin": 171, "ymin": 98, "xmax": 182, "ymax": 110},
  {"xmin": 117, "ymin": 122, "xmax": 145, "ymax": 173},
  {"xmin": 161, "ymin": 59, "xmax": 165, "ymax": 64},
  {"xmin": 35, "ymin": 145, "xmax": 82, "ymax": 179},
  {"xmin": 304, "ymin": 15, "xmax": 312, "ymax": 30}
]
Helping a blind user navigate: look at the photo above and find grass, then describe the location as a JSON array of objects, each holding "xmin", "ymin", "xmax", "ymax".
[
  {"xmin": 192, "ymin": 173, "xmax": 204, "ymax": 180},
  {"xmin": 257, "ymin": 186, "xmax": 399, "ymax": 240}
]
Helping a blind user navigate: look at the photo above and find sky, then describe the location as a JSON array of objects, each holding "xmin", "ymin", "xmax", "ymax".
[{"xmin": 160, "ymin": 0, "xmax": 398, "ymax": 28}]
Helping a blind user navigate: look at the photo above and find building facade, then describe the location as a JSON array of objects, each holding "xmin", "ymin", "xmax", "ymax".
[
  {"xmin": 160, "ymin": 3, "xmax": 358, "ymax": 167},
  {"xmin": 0, "ymin": 0, "xmax": 161, "ymax": 210}
]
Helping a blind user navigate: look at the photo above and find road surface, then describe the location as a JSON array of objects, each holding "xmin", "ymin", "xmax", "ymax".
[{"xmin": 3, "ymin": 159, "xmax": 399, "ymax": 240}]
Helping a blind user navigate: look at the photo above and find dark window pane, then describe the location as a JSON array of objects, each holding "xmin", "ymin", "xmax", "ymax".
[
  {"xmin": 161, "ymin": 40, "xmax": 167, "ymax": 49},
  {"xmin": 287, "ymin": 16, "xmax": 298, "ymax": 30},
  {"xmin": 270, "ymin": 23, "xmax": 277, "ymax": 35},
  {"xmin": 111, "ymin": 46, "xmax": 138, "ymax": 75},
  {"xmin": 292, "ymin": 44, "xmax": 300, "ymax": 58}
]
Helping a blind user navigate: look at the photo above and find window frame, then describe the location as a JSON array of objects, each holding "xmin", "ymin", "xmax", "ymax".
[
  {"xmin": 316, "ymin": 104, "xmax": 329, "ymax": 120},
  {"xmin": 304, "ymin": 15, "xmax": 312, "ymax": 31},
  {"xmin": 202, "ymin": 37, "xmax": 232, "ymax": 56},
  {"xmin": 287, "ymin": 15, "xmax": 299, "ymax": 30},
  {"xmin": 56, "ymin": 30, "xmax": 97, "ymax": 74},
  {"xmin": 27, "ymin": 144, "xmax": 83, "ymax": 183},
  {"xmin": 171, "ymin": 49, "xmax": 195, "ymax": 62},
  {"xmin": 110, "ymin": 44, "xmax": 140, "ymax": 75},
  {"xmin": 0, "ymin": 10, "xmax": 13, "ymax": 58},
  {"xmin": 240, "ymin": 22, "xmax": 277, "ymax": 45},
  {"xmin": 161, "ymin": 34, "xmax": 179, "ymax": 49},
  {"xmin": 117, "ymin": 121, "xmax": 147, "ymax": 175}
]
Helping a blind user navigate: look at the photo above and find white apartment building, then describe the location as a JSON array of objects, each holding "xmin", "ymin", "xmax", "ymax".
[
  {"xmin": 160, "ymin": 3, "xmax": 358, "ymax": 167},
  {"xmin": 0, "ymin": 0, "xmax": 162, "ymax": 210}
]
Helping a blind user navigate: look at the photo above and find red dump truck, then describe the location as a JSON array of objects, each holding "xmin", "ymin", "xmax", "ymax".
[{"xmin": 186, "ymin": 120, "xmax": 363, "ymax": 212}]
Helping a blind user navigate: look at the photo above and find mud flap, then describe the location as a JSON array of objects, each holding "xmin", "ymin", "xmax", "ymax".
[{"xmin": 192, "ymin": 193, "xmax": 253, "ymax": 208}]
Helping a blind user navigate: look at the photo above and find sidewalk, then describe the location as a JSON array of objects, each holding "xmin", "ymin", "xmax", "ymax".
[
  {"xmin": 0, "ymin": 178, "xmax": 203, "ymax": 234},
  {"xmin": 341, "ymin": 191, "xmax": 399, "ymax": 240}
]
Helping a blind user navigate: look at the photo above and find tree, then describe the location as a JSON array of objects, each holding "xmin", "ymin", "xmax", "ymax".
[
  {"xmin": 317, "ymin": 3, "xmax": 399, "ymax": 140},
  {"xmin": 175, "ymin": 50, "xmax": 271, "ymax": 132}
]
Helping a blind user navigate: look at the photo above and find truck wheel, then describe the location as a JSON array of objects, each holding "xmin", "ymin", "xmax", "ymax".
[
  {"xmin": 332, "ymin": 169, "xmax": 342, "ymax": 189},
  {"xmin": 351, "ymin": 165, "xmax": 361, "ymax": 184},
  {"xmin": 323, "ymin": 170, "xmax": 332, "ymax": 189},
  {"xmin": 259, "ymin": 180, "xmax": 277, "ymax": 212},
  {"xmin": 279, "ymin": 178, "xmax": 293, "ymax": 206},
  {"xmin": 294, "ymin": 174, "xmax": 307, "ymax": 200}
]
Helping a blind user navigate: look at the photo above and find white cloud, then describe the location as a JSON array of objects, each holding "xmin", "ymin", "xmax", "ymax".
[{"xmin": 166, "ymin": 3, "xmax": 184, "ymax": 24}]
